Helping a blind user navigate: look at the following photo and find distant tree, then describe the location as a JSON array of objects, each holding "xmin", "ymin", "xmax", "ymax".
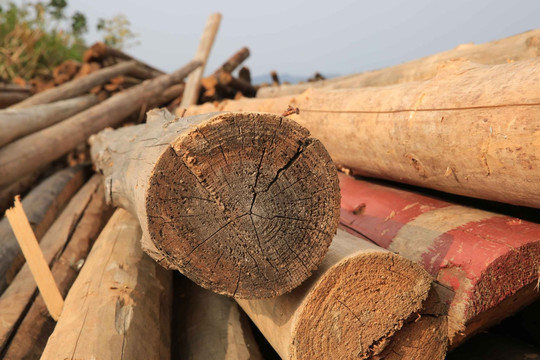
[{"xmin": 97, "ymin": 14, "xmax": 139, "ymax": 50}]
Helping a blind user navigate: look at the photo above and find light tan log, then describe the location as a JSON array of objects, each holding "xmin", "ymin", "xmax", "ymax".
[
  {"xmin": 90, "ymin": 110, "xmax": 340, "ymax": 298},
  {"xmin": 3, "ymin": 184, "xmax": 112, "ymax": 360},
  {"xmin": 5, "ymin": 196, "xmax": 64, "ymax": 320},
  {"xmin": 0, "ymin": 176, "xmax": 100, "ymax": 351},
  {"xmin": 0, "ymin": 94, "xmax": 98, "ymax": 147},
  {"xmin": 0, "ymin": 60, "xmax": 200, "ymax": 188},
  {"xmin": 9, "ymin": 61, "xmax": 139, "ymax": 109},
  {"xmin": 185, "ymin": 58, "xmax": 540, "ymax": 208},
  {"xmin": 236, "ymin": 229, "xmax": 445, "ymax": 359},
  {"xmin": 257, "ymin": 28, "xmax": 540, "ymax": 98},
  {"xmin": 181, "ymin": 13, "xmax": 222, "ymax": 107},
  {"xmin": 41, "ymin": 209, "xmax": 172, "ymax": 360},
  {"xmin": 173, "ymin": 275, "xmax": 263, "ymax": 360},
  {"xmin": 0, "ymin": 165, "xmax": 87, "ymax": 293}
]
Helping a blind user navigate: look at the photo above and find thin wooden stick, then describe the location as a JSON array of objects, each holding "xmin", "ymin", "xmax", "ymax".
[{"xmin": 5, "ymin": 196, "xmax": 63, "ymax": 320}]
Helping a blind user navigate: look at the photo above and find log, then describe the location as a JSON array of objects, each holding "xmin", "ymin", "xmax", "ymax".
[
  {"xmin": 0, "ymin": 176, "xmax": 100, "ymax": 351},
  {"xmin": 53, "ymin": 59, "xmax": 81, "ymax": 85},
  {"xmin": 270, "ymin": 70, "xmax": 280, "ymax": 85},
  {"xmin": 184, "ymin": 58, "xmax": 540, "ymax": 208},
  {"xmin": 90, "ymin": 110, "xmax": 340, "ymax": 298},
  {"xmin": 0, "ymin": 94, "xmax": 98, "ymax": 147},
  {"xmin": 0, "ymin": 172, "xmax": 40, "ymax": 215},
  {"xmin": 41, "ymin": 209, "xmax": 172, "ymax": 360},
  {"xmin": 0, "ymin": 165, "xmax": 87, "ymax": 293},
  {"xmin": 218, "ymin": 72, "xmax": 256, "ymax": 97},
  {"xmin": 181, "ymin": 12, "xmax": 222, "ymax": 107},
  {"xmin": 3, "ymin": 184, "xmax": 113, "ymax": 359},
  {"xmin": 338, "ymin": 173, "xmax": 540, "ymax": 346},
  {"xmin": 213, "ymin": 47, "xmax": 250, "ymax": 75},
  {"xmin": 75, "ymin": 62, "xmax": 101, "ymax": 78},
  {"xmin": 0, "ymin": 60, "xmax": 200, "ymax": 188},
  {"xmin": 257, "ymin": 28, "xmax": 540, "ymax": 98},
  {"xmin": 236, "ymin": 229, "xmax": 445, "ymax": 359},
  {"xmin": 239, "ymin": 66, "xmax": 251, "ymax": 84},
  {"xmin": 173, "ymin": 275, "xmax": 263, "ymax": 359},
  {"xmin": 9, "ymin": 60, "xmax": 139, "ymax": 109},
  {"xmin": 0, "ymin": 91, "xmax": 29, "ymax": 108}
]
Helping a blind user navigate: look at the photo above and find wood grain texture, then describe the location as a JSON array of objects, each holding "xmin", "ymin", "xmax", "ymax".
[
  {"xmin": 90, "ymin": 110, "xmax": 340, "ymax": 298},
  {"xmin": 41, "ymin": 209, "xmax": 172, "ymax": 360},
  {"xmin": 339, "ymin": 173, "xmax": 540, "ymax": 346},
  {"xmin": 184, "ymin": 58, "xmax": 540, "ymax": 208}
]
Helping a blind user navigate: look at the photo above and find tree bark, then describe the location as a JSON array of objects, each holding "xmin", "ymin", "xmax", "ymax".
[
  {"xmin": 41, "ymin": 209, "xmax": 172, "ymax": 360},
  {"xmin": 0, "ymin": 91, "xmax": 29, "ymax": 108},
  {"xmin": 2, "ymin": 183, "xmax": 113, "ymax": 360},
  {"xmin": 184, "ymin": 58, "xmax": 540, "ymax": 208},
  {"xmin": 10, "ymin": 61, "xmax": 139, "ymax": 109},
  {"xmin": 0, "ymin": 60, "xmax": 200, "ymax": 188},
  {"xmin": 90, "ymin": 110, "xmax": 340, "ymax": 299},
  {"xmin": 236, "ymin": 229, "xmax": 445, "ymax": 359},
  {"xmin": 0, "ymin": 165, "xmax": 87, "ymax": 293},
  {"xmin": 173, "ymin": 275, "xmax": 263, "ymax": 360},
  {"xmin": 0, "ymin": 176, "xmax": 101, "ymax": 351},
  {"xmin": 0, "ymin": 94, "xmax": 98, "ymax": 147},
  {"xmin": 213, "ymin": 47, "xmax": 250, "ymax": 75},
  {"xmin": 0, "ymin": 172, "xmax": 40, "ymax": 215},
  {"xmin": 257, "ymin": 28, "xmax": 540, "ymax": 98},
  {"xmin": 338, "ymin": 173, "xmax": 540, "ymax": 347}
]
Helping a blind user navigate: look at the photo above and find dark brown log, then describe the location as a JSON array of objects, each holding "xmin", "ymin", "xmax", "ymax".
[
  {"xmin": 270, "ymin": 70, "xmax": 280, "ymax": 85},
  {"xmin": 0, "ymin": 94, "xmax": 99, "ymax": 147},
  {"xmin": 218, "ymin": 72, "xmax": 256, "ymax": 97},
  {"xmin": 0, "ymin": 176, "xmax": 100, "ymax": 351},
  {"xmin": 2, "ymin": 184, "xmax": 113, "ymax": 360},
  {"xmin": 10, "ymin": 61, "xmax": 139, "ymax": 109},
  {"xmin": 0, "ymin": 60, "xmax": 200, "ymax": 188},
  {"xmin": 0, "ymin": 91, "xmax": 29, "ymax": 108},
  {"xmin": 173, "ymin": 275, "xmax": 263, "ymax": 360},
  {"xmin": 0, "ymin": 172, "xmax": 40, "ymax": 215},
  {"xmin": 213, "ymin": 47, "xmax": 250, "ymax": 75},
  {"xmin": 41, "ymin": 209, "xmax": 172, "ymax": 360},
  {"xmin": 90, "ymin": 110, "xmax": 340, "ymax": 298},
  {"xmin": 0, "ymin": 165, "xmax": 87, "ymax": 293},
  {"xmin": 238, "ymin": 66, "xmax": 251, "ymax": 84}
]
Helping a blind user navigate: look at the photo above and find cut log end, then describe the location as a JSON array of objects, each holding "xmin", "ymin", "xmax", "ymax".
[
  {"xmin": 146, "ymin": 112, "xmax": 340, "ymax": 298},
  {"xmin": 289, "ymin": 250, "xmax": 432, "ymax": 359}
]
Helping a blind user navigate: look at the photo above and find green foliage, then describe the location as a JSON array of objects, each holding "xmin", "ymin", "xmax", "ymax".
[{"xmin": 96, "ymin": 14, "xmax": 139, "ymax": 50}]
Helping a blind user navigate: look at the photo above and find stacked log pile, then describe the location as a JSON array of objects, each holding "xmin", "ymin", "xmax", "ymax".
[{"xmin": 0, "ymin": 16, "xmax": 539, "ymax": 360}]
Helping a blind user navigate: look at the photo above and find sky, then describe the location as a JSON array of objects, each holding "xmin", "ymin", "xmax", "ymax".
[{"xmin": 65, "ymin": 0, "xmax": 540, "ymax": 79}]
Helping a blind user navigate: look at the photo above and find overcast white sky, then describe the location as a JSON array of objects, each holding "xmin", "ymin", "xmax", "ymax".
[{"xmin": 67, "ymin": 0, "xmax": 540, "ymax": 78}]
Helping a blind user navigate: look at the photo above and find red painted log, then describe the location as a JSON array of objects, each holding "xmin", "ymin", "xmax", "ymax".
[{"xmin": 338, "ymin": 173, "xmax": 540, "ymax": 347}]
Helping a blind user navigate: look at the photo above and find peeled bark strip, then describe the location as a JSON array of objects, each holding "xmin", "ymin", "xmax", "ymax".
[
  {"xmin": 339, "ymin": 173, "xmax": 540, "ymax": 346},
  {"xmin": 185, "ymin": 58, "xmax": 540, "ymax": 208},
  {"xmin": 41, "ymin": 209, "xmax": 172, "ymax": 360},
  {"xmin": 0, "ymin": 165, "xmax": 87, "ymax": 293},
  {"xmin": 236, "ymin": 230, "xmax": 442, "ymax": 359},
  {"xmin": 0, "ymin": 176, "xmax": 100, "ymax": 351},
  {"xmin": 173, "ymin": 275, "xmax": 262, "ymax": 360},
  {"xmin": 257, "ymin": 28, "xmax": 540, "ymax": 98},
  {"xmin": 90, "ymin": 110, "xmax": 340, "ymax": 298},
  {"xmin": 0, "ymin": 60, "xmax": 200, "ymax": 188},
  {"xmin": 10, "ymin": 61, "xmax": 139, "ymax": 109},
  {"xmin": 0, "ymin": 94, "xmax": 98, "ymax": 147}
]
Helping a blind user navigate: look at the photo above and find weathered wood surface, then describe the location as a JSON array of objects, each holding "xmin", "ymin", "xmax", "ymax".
[
  {"xmin": 173, "ymin": 275, "xmax": 262, "ymax": 360},
  {"xmin": 184, "ymin": 58, "xmax": 540, "ymax": 208},
  {"xmin": 0, "ymin": 176, "xmax": 100, "ymax": 351},
  {"xmin": 0, "ymin": 60, "xmax": 200, "ymax": 188},
  {"xmin": 10, "ymin": 61, "xmax": 139, "ymax": 109},
  {"xmin": 257, "ymin": 28, "xmax": 540, "ymax": 98},
  {"xmin": 41, "ymin": 209, "xmax": 172, "ymax": 360},
  {"xmin": 339, "ymin": 173, "xmax": 540, "ymax": 346},
  {"xmin": 0, "ymin": 172, "xmax": 40, "ymax": 215},
  {"xmin": 3, "ymin": 184, "xmax": 112, "ymax": 360},
  {"xmin": 0, "ymin": 165, "xmax": 87, "ymax": 293},
  {"xmin": 0, "ymin": 94, "xmax": 98, "ymax": 147},
  {"xmin": 237, "ymin": 230, "xmax": 446, "ymax": 359},
  {"xmin": 90, "ymin": 110, "xmax": 340, "ymax": 298}
]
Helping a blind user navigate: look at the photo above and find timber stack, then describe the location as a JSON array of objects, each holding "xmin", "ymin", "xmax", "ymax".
[{"xmin": 0, "ymin": 12, "xmax": 538, "ymax": 360}]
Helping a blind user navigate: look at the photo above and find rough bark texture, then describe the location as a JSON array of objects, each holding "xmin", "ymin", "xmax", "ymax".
[
  {"xmin": 0, "ymin": 176, "xmax": 100, "ymax": 352},
  {"xmin": 257, "ymin": 28, "xmax": 540, "ymax": 98},
  {"xmin": 184, "ymin": 58, "xmax": 540, "ymax": 208},
  {"xmin": 173, "ymin": 275, "xmax": 262, "ymax": 360},
  {"xmin": 236, "ymin": 230, "xmax": 442, "ymax": 360},
  {"xmin": 0, "ymin": 165, "xmax": 87, "ymax": 293},
  {"xmin": 10, "ymin": 61, "xmax": 138, "ymax": 109},
  {"xmin": 0, "ymin": 60, "xmax": 200, "ymax": 188},
  {"xmin": 0, "ymin": 94, "xmax": 98, "ymax": 147},
  {"xmin": 338, "ymin": 173, "xmax": 540, "ymax": 347},
  {"xmin": 2, "ymin": 184, "xmax": 112, "ymax": 360},
  {"xmin": 41, "ymin": 209, "xmax": 172, "ymax": 360},
  {"xmin": 90, "ymin": 110, "xmax": 340, "ymax": 298}
]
